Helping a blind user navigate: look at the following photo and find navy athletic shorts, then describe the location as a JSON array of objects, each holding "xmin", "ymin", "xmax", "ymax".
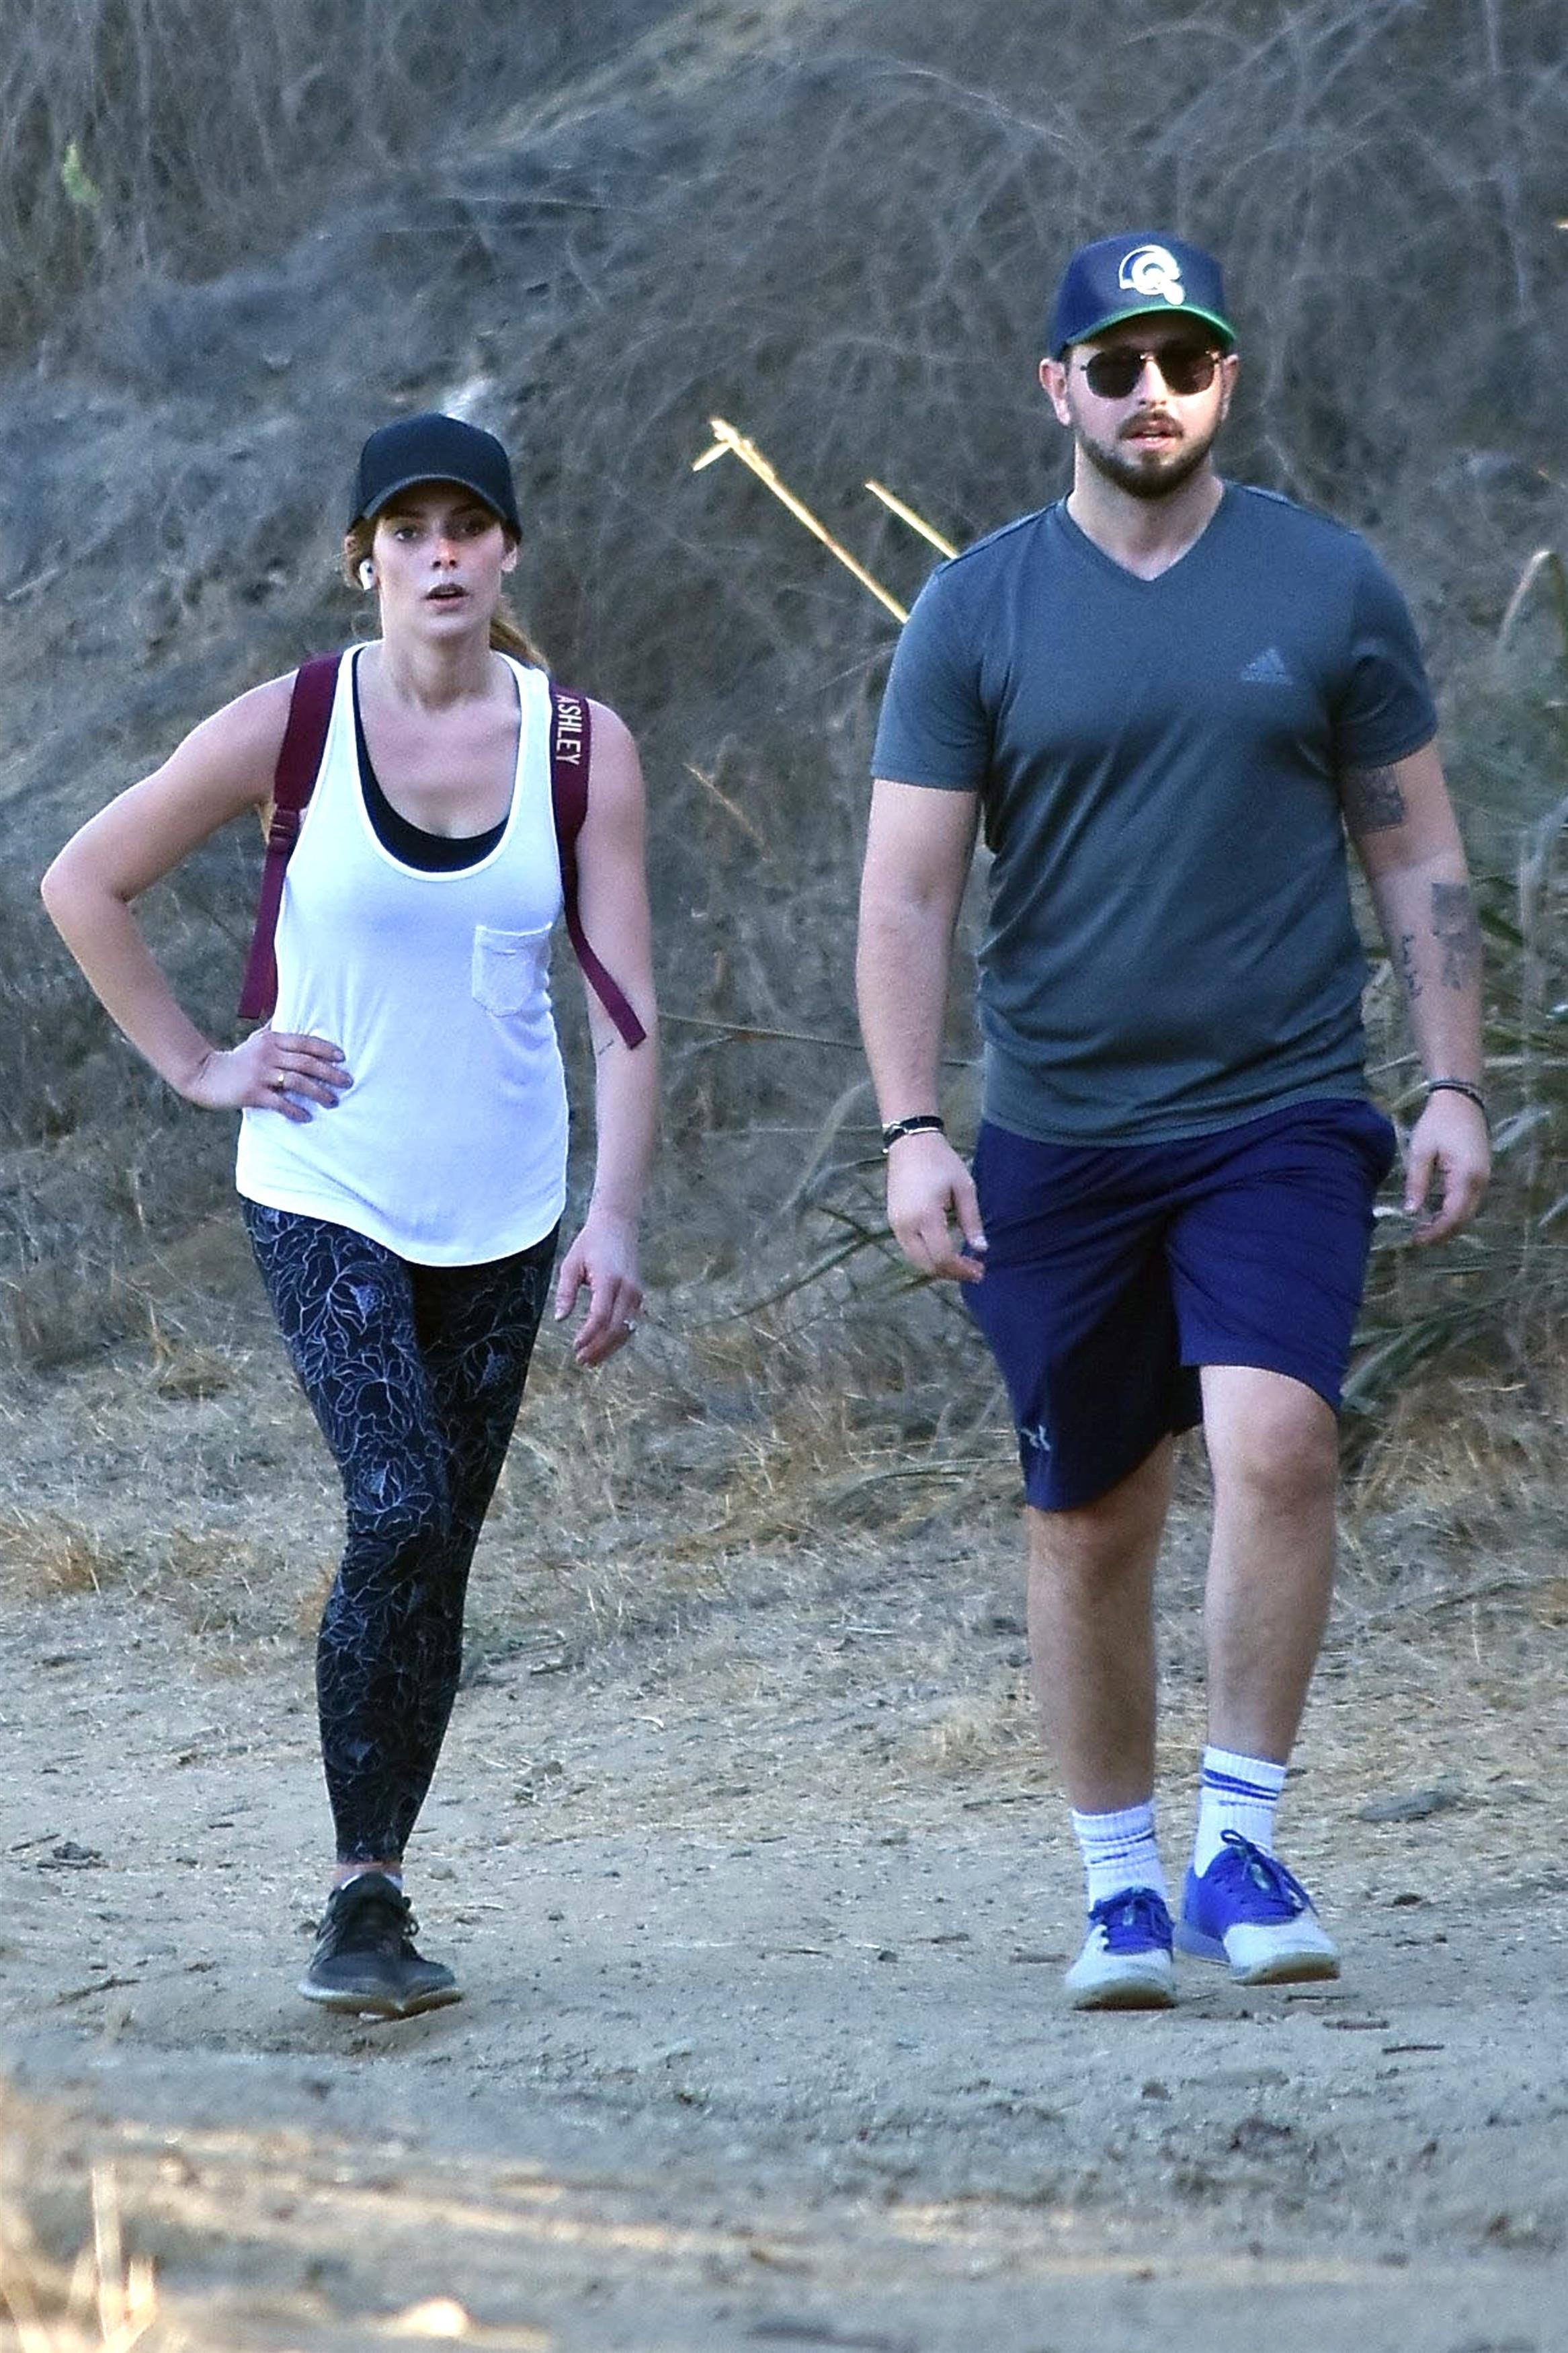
[{"xmin": 964, "ymin": 1098, "xmax": 1397, "ymax": 1512}]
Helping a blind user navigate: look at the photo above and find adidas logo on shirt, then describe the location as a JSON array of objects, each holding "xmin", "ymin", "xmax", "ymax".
[{"xmin": 1239, "ymin": 646, "xmax": 1294, "ymax": 686}]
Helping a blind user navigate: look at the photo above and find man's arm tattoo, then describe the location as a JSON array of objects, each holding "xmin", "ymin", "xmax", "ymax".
[
  {"xmin": 1341, "ymin": 762, "xmax": 1408, "ymax": 833},
  {"xmin": 1395, "ymin": 931, "xmax": 1423, "ymax": 1000},
  {"xmin": 1432, "ymin": 882, "xmax": 1481, "ymax": 990}
]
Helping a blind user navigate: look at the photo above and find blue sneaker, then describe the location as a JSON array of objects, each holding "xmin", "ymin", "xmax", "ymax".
[
  {"xmin": 1065, "ymin": 1886, "xmax": 1175, "ymax": 2010},
  {"xmin": 1175, "ymin": 1831, "xmax": 1339, "ymax": 1985}
]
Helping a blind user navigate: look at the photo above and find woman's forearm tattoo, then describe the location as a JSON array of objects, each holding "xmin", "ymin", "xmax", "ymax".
[
  {"xmin": 1342, "ymin": 763, "xmax": 1407, "ymax": 832},
  {"xmin": 1432, "ymin": 882, "xmax": 1481, "ymax": 989}
]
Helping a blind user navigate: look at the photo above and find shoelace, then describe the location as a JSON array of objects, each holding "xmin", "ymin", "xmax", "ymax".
[
  {"xmin": 321, "ymin": 1881, "xmax": 416, "ymax": 1958},
  {"xmin": 1212, "ymin": 1831, "xmax": 1312, "ymax": 1921},
  {"xmin": 1087, "ymin": 1886, "xmax": 1171, "ymax": 1953}
]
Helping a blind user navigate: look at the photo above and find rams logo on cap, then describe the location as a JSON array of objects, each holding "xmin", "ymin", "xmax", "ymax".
[{"xmin": 1118, "ymin": 244, "xmax": 1186, "ymax": 307}]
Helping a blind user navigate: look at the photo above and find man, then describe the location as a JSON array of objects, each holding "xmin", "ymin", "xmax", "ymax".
[{"xmin": 856, "ymin": 231, "xmax": 1489, "ymax": 2010}]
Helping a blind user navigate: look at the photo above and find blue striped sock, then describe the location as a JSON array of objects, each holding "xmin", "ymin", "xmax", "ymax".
[
  {"xmin": 1070, "ymin": 1800, "xmax": 1167, "ymax": 1911},
  {"xmin": 1193, "ymin": 1746, "xmax": 1287, "ymax": 1875}
]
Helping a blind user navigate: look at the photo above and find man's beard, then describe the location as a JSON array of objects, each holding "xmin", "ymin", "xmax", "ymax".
[{"xmin": 1077, "ymin": 416, "xmax": 1219, "ymax": 502}]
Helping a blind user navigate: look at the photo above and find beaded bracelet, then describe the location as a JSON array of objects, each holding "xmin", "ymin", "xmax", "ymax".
[
  {"xmin": 1426, "ymin": 1078, "xmax": 1490, "ymax": 1130},
  {"xmin": 881, "ymin": 1113, "xmax": 946, "ymax": 1153}
]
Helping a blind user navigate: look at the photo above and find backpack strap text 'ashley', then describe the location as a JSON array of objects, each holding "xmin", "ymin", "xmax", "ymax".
[{"xmin": 546, "ymin": 687, "xmax": 647, "ymax": 1050}]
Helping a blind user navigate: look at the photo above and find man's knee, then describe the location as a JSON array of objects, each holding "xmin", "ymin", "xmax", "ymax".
[
  {"xmin": 1027, "ymin": 1443, "xmax": 1173, "ymax": 1580},
  {"xmin": 1204, "ymin": 1370, "xmax": 1337, "ymax": 1512}
]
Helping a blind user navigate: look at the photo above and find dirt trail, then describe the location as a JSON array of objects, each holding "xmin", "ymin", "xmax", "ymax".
[{"xmin": 3, "ymin": 1476, "xmax": 1567, "ymax": 2352}]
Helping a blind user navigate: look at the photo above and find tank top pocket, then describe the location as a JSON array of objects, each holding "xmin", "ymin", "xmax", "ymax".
[{"xmin": 472, "ymin": 922, "xmax": 552, "ymax": 1022}]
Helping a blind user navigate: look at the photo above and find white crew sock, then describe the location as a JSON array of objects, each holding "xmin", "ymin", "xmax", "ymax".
[
  {"xmin": 1192, "ymin": 1746, "xmax": 1287, "ymax": 1876},
  {"xmin": 1070, "ymin": 1799, "xmax": 1167, "ymax": 1911}
]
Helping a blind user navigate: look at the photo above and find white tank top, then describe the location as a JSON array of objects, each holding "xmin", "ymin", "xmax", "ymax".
[{"xmin": 235, "ymin": 651, "xmax": 569, "ymax": 1265}]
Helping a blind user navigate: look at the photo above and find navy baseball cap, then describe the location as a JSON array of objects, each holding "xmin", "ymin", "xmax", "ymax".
[
  {"xmin": 349, "ymin": 413, "xmax": 522, "ymax": 534},
  {"xmin": 1048, "ymin": 233, "xmax": 1235, "ymax": 358}
]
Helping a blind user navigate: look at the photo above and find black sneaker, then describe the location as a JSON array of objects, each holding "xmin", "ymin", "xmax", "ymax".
[{"xmin": 298, "ymin": 1872, "xmax": 461, "ymax": 2018}]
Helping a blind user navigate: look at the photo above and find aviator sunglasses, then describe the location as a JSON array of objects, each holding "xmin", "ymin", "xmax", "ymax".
[{"xmin": 1076, "ymin": 340, "xmax": 1222, "ymax": 399}]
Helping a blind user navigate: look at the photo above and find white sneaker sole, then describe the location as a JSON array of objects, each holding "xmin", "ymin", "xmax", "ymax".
[
  {"xmin": 298, "ymin": 1975, "xmax": 462, "ymax": 2018},
  {"xmin": 1175, "ymin": 1917, "xmax": 1339, "ymax": 1986},
  {"xmin": 1065, "ymin": 1949, "xmax": 1176, "ymax": 2011}
]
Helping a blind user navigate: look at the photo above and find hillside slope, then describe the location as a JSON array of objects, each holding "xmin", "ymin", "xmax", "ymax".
[{"xmin": 1, "ymin": 0, "xmax": 1562, "ymax": 1277}]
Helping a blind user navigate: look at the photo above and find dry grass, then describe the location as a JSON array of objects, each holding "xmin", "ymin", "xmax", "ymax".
[
  {"xmin": 0, "ymin": 1268, "xmax": 146, "ymax": 1378},
  {"xmin": 0, "ymin": 0, "xmax": 680, "ymax": 351},
  {"xmin": 1346, "ymin": 1360, "xmax": 1568, "ymax": 1529},
  {"xmin": 463, "ymin": 1302, "xmax": 993, "ymax": 1668},
  {"xmin": 921, "ymin": 1690, "xmax": 1034, "ymax": 1777},
  {"xmin": 0, "ymin": 2104, "xmax": 162, "ymax": 2353},
  {"xmin": 0, "ymin": 0, "xmax": 1563, "ymax": 1623},
  {"xmin": 5, "ymin": 1213, "xmax": 1567, "ymax": 1692},
  {"xmin": 0, "ymin": 1512, "xmax": 113, "ymax": 1601}
]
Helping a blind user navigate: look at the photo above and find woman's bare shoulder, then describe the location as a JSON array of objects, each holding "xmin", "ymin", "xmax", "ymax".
[
  {"xmin": 186, "ymin": 668, "xmax": 313, "ymax": 779},
  {"xmin": 585, "ymin": 696, "xmax": 634, "ymax": 748}
]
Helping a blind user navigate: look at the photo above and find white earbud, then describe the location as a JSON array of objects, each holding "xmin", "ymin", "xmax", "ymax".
[{"xmin": 358, "ymin": 560, "xmax": 375, "ymax": 591}]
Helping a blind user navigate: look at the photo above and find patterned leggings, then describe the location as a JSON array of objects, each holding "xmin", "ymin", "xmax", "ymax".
[{"xmin": 243, "ymin": 1201, "xmax": 557, "ymax": 1862}]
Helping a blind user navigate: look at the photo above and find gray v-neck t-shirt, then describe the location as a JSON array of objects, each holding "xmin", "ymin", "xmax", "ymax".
[{"xmin": 871, "ymin": 484, "xmax": 1437, "ymax": 1145}]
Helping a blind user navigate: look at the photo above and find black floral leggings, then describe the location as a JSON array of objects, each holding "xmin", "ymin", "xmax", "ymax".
[{"xmin": 243, "ymin": 1201, "xmax": 557, "ymax": 1863}]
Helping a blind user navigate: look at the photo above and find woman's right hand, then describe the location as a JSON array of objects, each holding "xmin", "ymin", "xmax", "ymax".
[{"xmin": 185, "ymin": 1028, "xmax": 352, "ymax": 1123}]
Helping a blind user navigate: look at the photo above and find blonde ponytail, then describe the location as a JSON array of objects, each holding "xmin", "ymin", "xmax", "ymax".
[{"xmin": 488, "ymin": 597, "xmax": 548, "ymax": 670}]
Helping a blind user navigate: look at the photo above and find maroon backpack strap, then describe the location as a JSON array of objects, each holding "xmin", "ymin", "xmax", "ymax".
[
  {"xmin": 237, "ymin": 654, "xmax": 341, "ymax": 1021},
  {"xmin": 549, "ymin": 683, "xmax": 648, "ymax": 1049}
]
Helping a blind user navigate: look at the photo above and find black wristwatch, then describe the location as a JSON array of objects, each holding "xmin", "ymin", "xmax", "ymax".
[{"xmin": 881, "ymin": 1113, "xmax": 946, "ymax": 1154}]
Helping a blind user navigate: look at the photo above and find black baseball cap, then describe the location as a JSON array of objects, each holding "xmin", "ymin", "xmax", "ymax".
[
  {"xmin": 1048, "ymin": 232, "xmax": 1235, "ymax": 358},
  {"xmin": 349, "ymin": 413, "xmax": 522, "ymax": 535}
]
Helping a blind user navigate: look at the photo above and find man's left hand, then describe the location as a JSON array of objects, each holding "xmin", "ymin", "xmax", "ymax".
[{"xmin": 1403, "ymin": 1092, "xmax": 1491, "ymax": 1244}]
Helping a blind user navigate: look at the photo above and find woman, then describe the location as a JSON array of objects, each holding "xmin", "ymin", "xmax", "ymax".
[{"xmin": 42, "ymin": 413, "xmax": 659, "ymax": 2018}]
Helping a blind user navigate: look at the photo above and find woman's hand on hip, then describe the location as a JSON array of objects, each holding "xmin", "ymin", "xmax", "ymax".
[
  {"xmin": 185, "ymin": 1028, "xmax": 352, "ymax": 1123},
  {"xmin": 554, "ymin": 1209, "xmax": 643, "ymax": 1367}
]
